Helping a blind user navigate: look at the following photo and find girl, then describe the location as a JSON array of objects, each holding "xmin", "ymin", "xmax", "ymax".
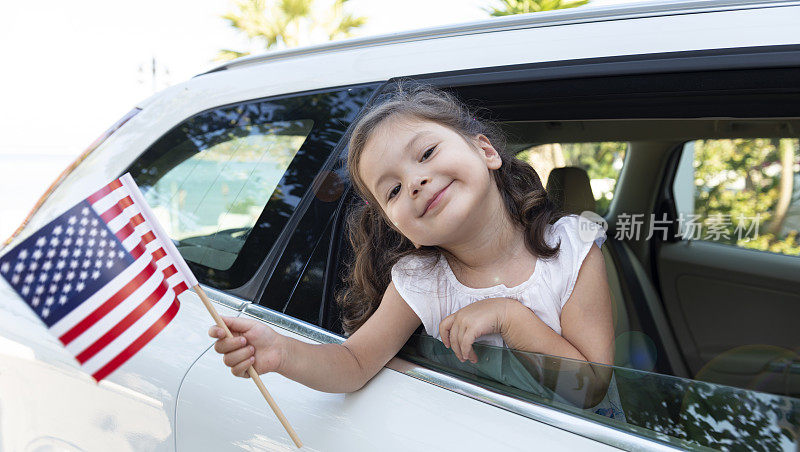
[{"xmin": 209, "ymin": 82, "xmax": 618, "ymax": 412}]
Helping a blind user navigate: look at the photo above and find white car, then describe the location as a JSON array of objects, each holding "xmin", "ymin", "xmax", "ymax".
[{"xmin": 2, "ymin": 0, "xmax": 800, "ymax": 450}]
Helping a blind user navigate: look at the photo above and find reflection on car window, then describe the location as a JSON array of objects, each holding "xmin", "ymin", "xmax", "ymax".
[
  {"xmin": 127, "ymin": 85, "xmax": 376, "ymax": 289},
  {"xmin": 401, "ymin": 334, "xmax": 800, "ymax": 451},
  {"xmin": 143, "ymin": 120, "xmax": 313, "ymax": 271}
]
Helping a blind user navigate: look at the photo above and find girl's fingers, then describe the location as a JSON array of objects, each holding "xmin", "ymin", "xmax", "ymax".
[
  {"xmin": 231, "ymin": 356, "xmax": 255, "ymax": 378},
  {"xmin": 439, "ymin": 315, "xmax": 455, "ymax": 348},
  {"xmin": 449, "ymin": 321, "xmax": 463, "ymax": 361},
  {"xmin": 460, "ymin": 330, "xmax": 475, "ymax": 364},
  {"xmin": 214, "ymin": 335, "xmax": 248, "ymax": 354},
  {"xmin": 223, "ymin": 345, "xmax": 255, "ymax": 368}
]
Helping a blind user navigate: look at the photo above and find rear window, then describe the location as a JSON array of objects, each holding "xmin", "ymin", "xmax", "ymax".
[{"xmin": 517, "ymin": 142, "xmax": 627, "ymax": 215}]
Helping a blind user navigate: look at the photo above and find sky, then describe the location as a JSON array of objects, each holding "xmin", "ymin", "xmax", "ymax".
[{"xmin": 0, "ymin": 0, "xmax": 635, "ymax": 240}]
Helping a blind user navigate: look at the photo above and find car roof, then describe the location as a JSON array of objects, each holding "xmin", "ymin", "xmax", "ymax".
[{"xmin": 202, "ymin": 0, "xmax": 793, "ymax": 75}]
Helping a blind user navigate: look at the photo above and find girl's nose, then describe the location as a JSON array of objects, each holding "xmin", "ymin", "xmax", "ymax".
[{"xmin": 411, "ymin": 177, "xmax": 428, "ymax": 196}]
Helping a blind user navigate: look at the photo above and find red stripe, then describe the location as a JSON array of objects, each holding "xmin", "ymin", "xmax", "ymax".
[
  {"xmin": 130, "ymin": 241, "xmax": 147, "ymax": 259},
  {"xmin": 152, "ymin": 248, "xmax": 166, "ymax": 261},
  {"xmin": 173, "ymin": 282, "xmax": 189, "ymax": 295},
  {"xmin": 100, "ymin": 196, "xmax": 133, "ymax": 223},
  {"xmin": 87, "ymin": 179, "xmax": 122, "ymax": 204},
  {"xmin": 91, "ymin": 299, "xmax": 180, "ymax": 382},
  {"xmin": 76, "ymin": 275, "xmax": 171, "ymax": 364},
  {"xmin": 163, "ymin": 265, "xmax": 177, "ymax": 279},
  {"xmin": 115, "ymin": 223, "xmax": 136, "ymax": 242},
  {"xmin": 59, "ymin": 257, "xmax": 157, "ymax": 345},
  {"xmin": 141, "ymin": 231, "xmax": 156, "ymax": 245},
  {"xmin": 131, "ymin": 214, "xmax": 145, "ymax": 227}
]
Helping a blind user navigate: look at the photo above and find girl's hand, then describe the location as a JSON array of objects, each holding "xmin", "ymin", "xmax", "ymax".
[
  {"xmin": 438, "ymin": 298, "xmax": 514, "ymax": 363},
  {"xmin": 208, "ymin": 316, "xmax": 287, "ymax": 378}
]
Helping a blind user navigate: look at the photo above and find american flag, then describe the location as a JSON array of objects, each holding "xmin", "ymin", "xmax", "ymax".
[{"xmin": 0, "ymin": 173, "xmax": 197, "ymax": 381}]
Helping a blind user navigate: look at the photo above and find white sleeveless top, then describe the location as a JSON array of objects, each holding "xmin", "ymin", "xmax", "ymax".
[{"xmin": 391, "ymin": 214, "xmax": 606, "ymax": 346}]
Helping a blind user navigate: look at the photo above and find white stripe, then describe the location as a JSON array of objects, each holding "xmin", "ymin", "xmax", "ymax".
[
  {"xmin": 89, "ymin": 185, "xmax": 128, "ymax": 212},
  {"xmin": 81, "ymin": 286, "xmax": 176, "ymax": 375},
  {"xmin": 64, "ymin": 257, "xmax": 169, "ymax": 356},
  {"xmin": 49, "ymin": 255, "xmax": 151, "ymax": 337}
]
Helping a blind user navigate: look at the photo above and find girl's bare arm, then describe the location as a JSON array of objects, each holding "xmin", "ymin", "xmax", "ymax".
[{"xmin": 210, "ymin": 282, "xmax": 421, "ymax": 393}]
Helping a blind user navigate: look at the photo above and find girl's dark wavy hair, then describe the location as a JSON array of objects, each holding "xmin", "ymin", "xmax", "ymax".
[{"xmin": 336, "ymin": 80, "xmax": 564, "ymax": 335}]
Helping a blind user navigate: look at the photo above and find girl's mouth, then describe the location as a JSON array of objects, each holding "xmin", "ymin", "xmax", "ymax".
[{"xmin": 422, "ymin": 181, "xmax": 452, "ymax": 216}]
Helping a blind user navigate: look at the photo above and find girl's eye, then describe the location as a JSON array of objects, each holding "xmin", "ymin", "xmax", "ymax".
[
  {"xmin": 421, "ymin": 146, "xmax": 435, "ymax": 161},
  {"xmin": 388, "ymin": 184, "xmax": 401, "ymax": 200}
]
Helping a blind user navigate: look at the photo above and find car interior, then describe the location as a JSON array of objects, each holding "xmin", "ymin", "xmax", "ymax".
[{"xmin": 322, "ymin": 69, "xmax": 800, "ymax": 401}]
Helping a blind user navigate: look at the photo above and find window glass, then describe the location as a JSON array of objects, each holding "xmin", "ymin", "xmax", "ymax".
[
  {"xmin": 400, "ymin": 335, "xmax": 800, "ymax": 451},
  {"xmin": 128, "ymin": 85, "xmax": 376, "ymax": 289},
  {"xmin": 517, "ymin": 142, "xmax": 627, "ymax": 214},
  {"xmin": 673, "ymin": 139, "xmax": 800, "ymax": 256}
]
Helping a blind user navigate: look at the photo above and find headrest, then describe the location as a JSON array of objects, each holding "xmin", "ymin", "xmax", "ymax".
[{"xmin": 546, "ymin": 166, "xmax": 596, "ymax": 214}]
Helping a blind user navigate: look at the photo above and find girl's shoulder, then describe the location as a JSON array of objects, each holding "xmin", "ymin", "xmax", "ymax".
[{"xmin": 391, "ymin": 253, "xmax": 443, "ymax": 286}]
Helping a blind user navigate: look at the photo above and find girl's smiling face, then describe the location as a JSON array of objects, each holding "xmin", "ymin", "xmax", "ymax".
[{"xmin": 358, "ymin": 114, "xmax": 503, "ymax": 248}]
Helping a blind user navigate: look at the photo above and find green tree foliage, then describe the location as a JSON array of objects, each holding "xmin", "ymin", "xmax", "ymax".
[
  {"xmin": 217, "ymin": 0, "xmax": 367, "ymax": 61},
  {"xmin": 485, "ymin": 0, "xmax": 590, "ymax": 16},
  {"xmin": 692, "ymin": 138, "xmax": 800, "ymax": 256}
]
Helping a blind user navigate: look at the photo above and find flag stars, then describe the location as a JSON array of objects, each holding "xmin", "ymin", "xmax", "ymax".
[
  {"xmin": 49, "ymin": 236, "xmax": 60, "ymax": 247},
  {"xmin": 66, "ymin": 271, "xmax": 75, "ymax": 281},
  {"xmin": 49, "ymin": 284, "xmax": 58, "ymax": 294},
  {"xmin": 106, "ymin": 259, "xmax": 114, "ymax": 269},
  {"xmin": 56, "ymin": 260, "xmax": 66, "ymax": 270},
  {"xmin": 76, "ymin": 238, "xmax": 84, "ymax": 247},
  {"xmin": 53, "ymin": 273, "xmax": 62, "ymax": 282},
  {"xmin": 88, "ymin": 239, "xmax": 96, "ymax": 248},
  {"xmin": 100, "ymin": 230, "xmax": 107, "ymax": 238},
  {"xmin": 97, "ymin": 250, "xmax": 105, "ymax": 258},
  {"xmin": 66, "ymin": 226, "xmax": 75, "ymax": 236},
  {"xmin": 89, "ymin": 229, "xmax": 98, "ymax": 237},
  {"xmin": 82, "ymin": 259, "xmax": 91, "ymax": 269},
  {"xmin": 35, "ymin": 285, "xmax": 44, "ymax": 295},
  {"xmin": 80, "ymin": 271, "xmax": 88, "ymax": 281},
  {"xmin": 32, "ymin": 296, "xmax": 40, "ymax": 307},
  {"xmin": 45, "ymin": 296, "xmax": 55, "ymax": 306},
  {"xmin": 63, "ymin": 237, "xmax": 72, "ymax": 247},
  {"xmin": 38, "ymin": 272, "xmax": 48, "ymax": 283},
  {"xmin": 117, "ymin": 251, "xmax": 124, "ymax": 259},
  {"xmin": 21, "ymin": 286, "xmax": 30, "ymax": 296},
  {"xmin": 36, "ymin": 237, "xmax": 47, "ymax": 247},
  {"xmin": 94, "ymin": 260, "xmax": 102, "ymax": 269},
  {"xmin": 42, "ymin": 307, "xmax": 49, "ymax": 318},
  {"xmin": 59, "ymin": 295, "xmax": 68, "ymax": 305},
  {"xmin": 11, "ymin": 274, "xmax": 20, "ymax": 284},
  {"xmin": 1, "ymin": 262, "xmax": 10, "ymax": 274},
  {"xmin": 29, "ymin": 262, "xmax": 38, "ymax": 271},
  {"xmin": 80, "ymin": 217, "xmax": 88, "ymax": 226},
  {"xmin": 15, "ymin": 262, "xmax": 25, "ymax": 273},
  {"xmin": 19, "ymin": 249, "xmax": 28, "ymax": 260},
  {"xmin": 32, "ymin": 249, "xmax": 43, "ymax": 260},
  {"xmin": 68, "ymin": 216, "xmax": 77, "ymax": 225},
  {"xmin": 69, "ymin": 260, "xmax": 78, "ymax": 269},
  {"xmin": 85, "ymin": 249, "xmax": 94, "ymax": 258},
  {"xmin": 42, "ymin": 261, "xmax": 52, "ymax": 271},
  {"xmin": 81, "ymin": 207, "xmax": 89, "ymax": 216},
  {"xmin": 91, "ymin": 270, "xmax": 101, "ymax": 280},
  {"xmin": 78, "ymin": 228, "xmax": 86, "ymax": 236},
  {"xmin": 24, "ymin": 273, "xmax": 34, "ymax": 284},
  {"xmin": 59, "ymin": 249, "xmax": 69, "ymax": 258},
  {"xmin": 53, "ymin": 225, "xmax": 63, "ymax": 235},
  {"xmin": 72, "ymin": 249, "xmax": 82, "ymax": 258},
  {"xmin": 76, "ymin": 282, "xmax": 85, "ymax": 292},
  {"xmin": 91, "ymin": 218, "xmax": 98, "ymax": 227},
  {"xmin": 62, "ymin": 283, "xmax": 72, "ymax": 293},
  {"xmin": 46, "ymin": 248, "xmax": 56, "ymax": 258}
]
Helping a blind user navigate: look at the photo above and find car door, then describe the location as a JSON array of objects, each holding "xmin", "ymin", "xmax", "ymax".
[{"xmin": 656, "ymin": 134, "xmax": 800, "ymax": 397}]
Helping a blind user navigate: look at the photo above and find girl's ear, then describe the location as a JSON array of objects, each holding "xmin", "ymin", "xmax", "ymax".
[{"xmin": 474, "ymin": 134, "xmax": 502, "ymax": 170}]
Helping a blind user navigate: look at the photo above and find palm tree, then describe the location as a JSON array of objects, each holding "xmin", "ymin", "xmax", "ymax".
[
  {"xmin": 485, "ymin": 0, "xmax": 590, "ymax": 17},
  {"xmin": 217, "ymin": 0, "xmax": 367, "ymax": 61}
]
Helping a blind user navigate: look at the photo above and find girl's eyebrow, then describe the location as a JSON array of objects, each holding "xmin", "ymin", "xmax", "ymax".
[{"xmin": 372, "ymin": 131, "xmax": 433, "ymax": 193}]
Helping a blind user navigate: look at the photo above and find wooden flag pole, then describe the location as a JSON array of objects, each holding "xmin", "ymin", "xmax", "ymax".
[{"xmin": 194, "ymin": 285, "xmax": 303, "ymax": 449}]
